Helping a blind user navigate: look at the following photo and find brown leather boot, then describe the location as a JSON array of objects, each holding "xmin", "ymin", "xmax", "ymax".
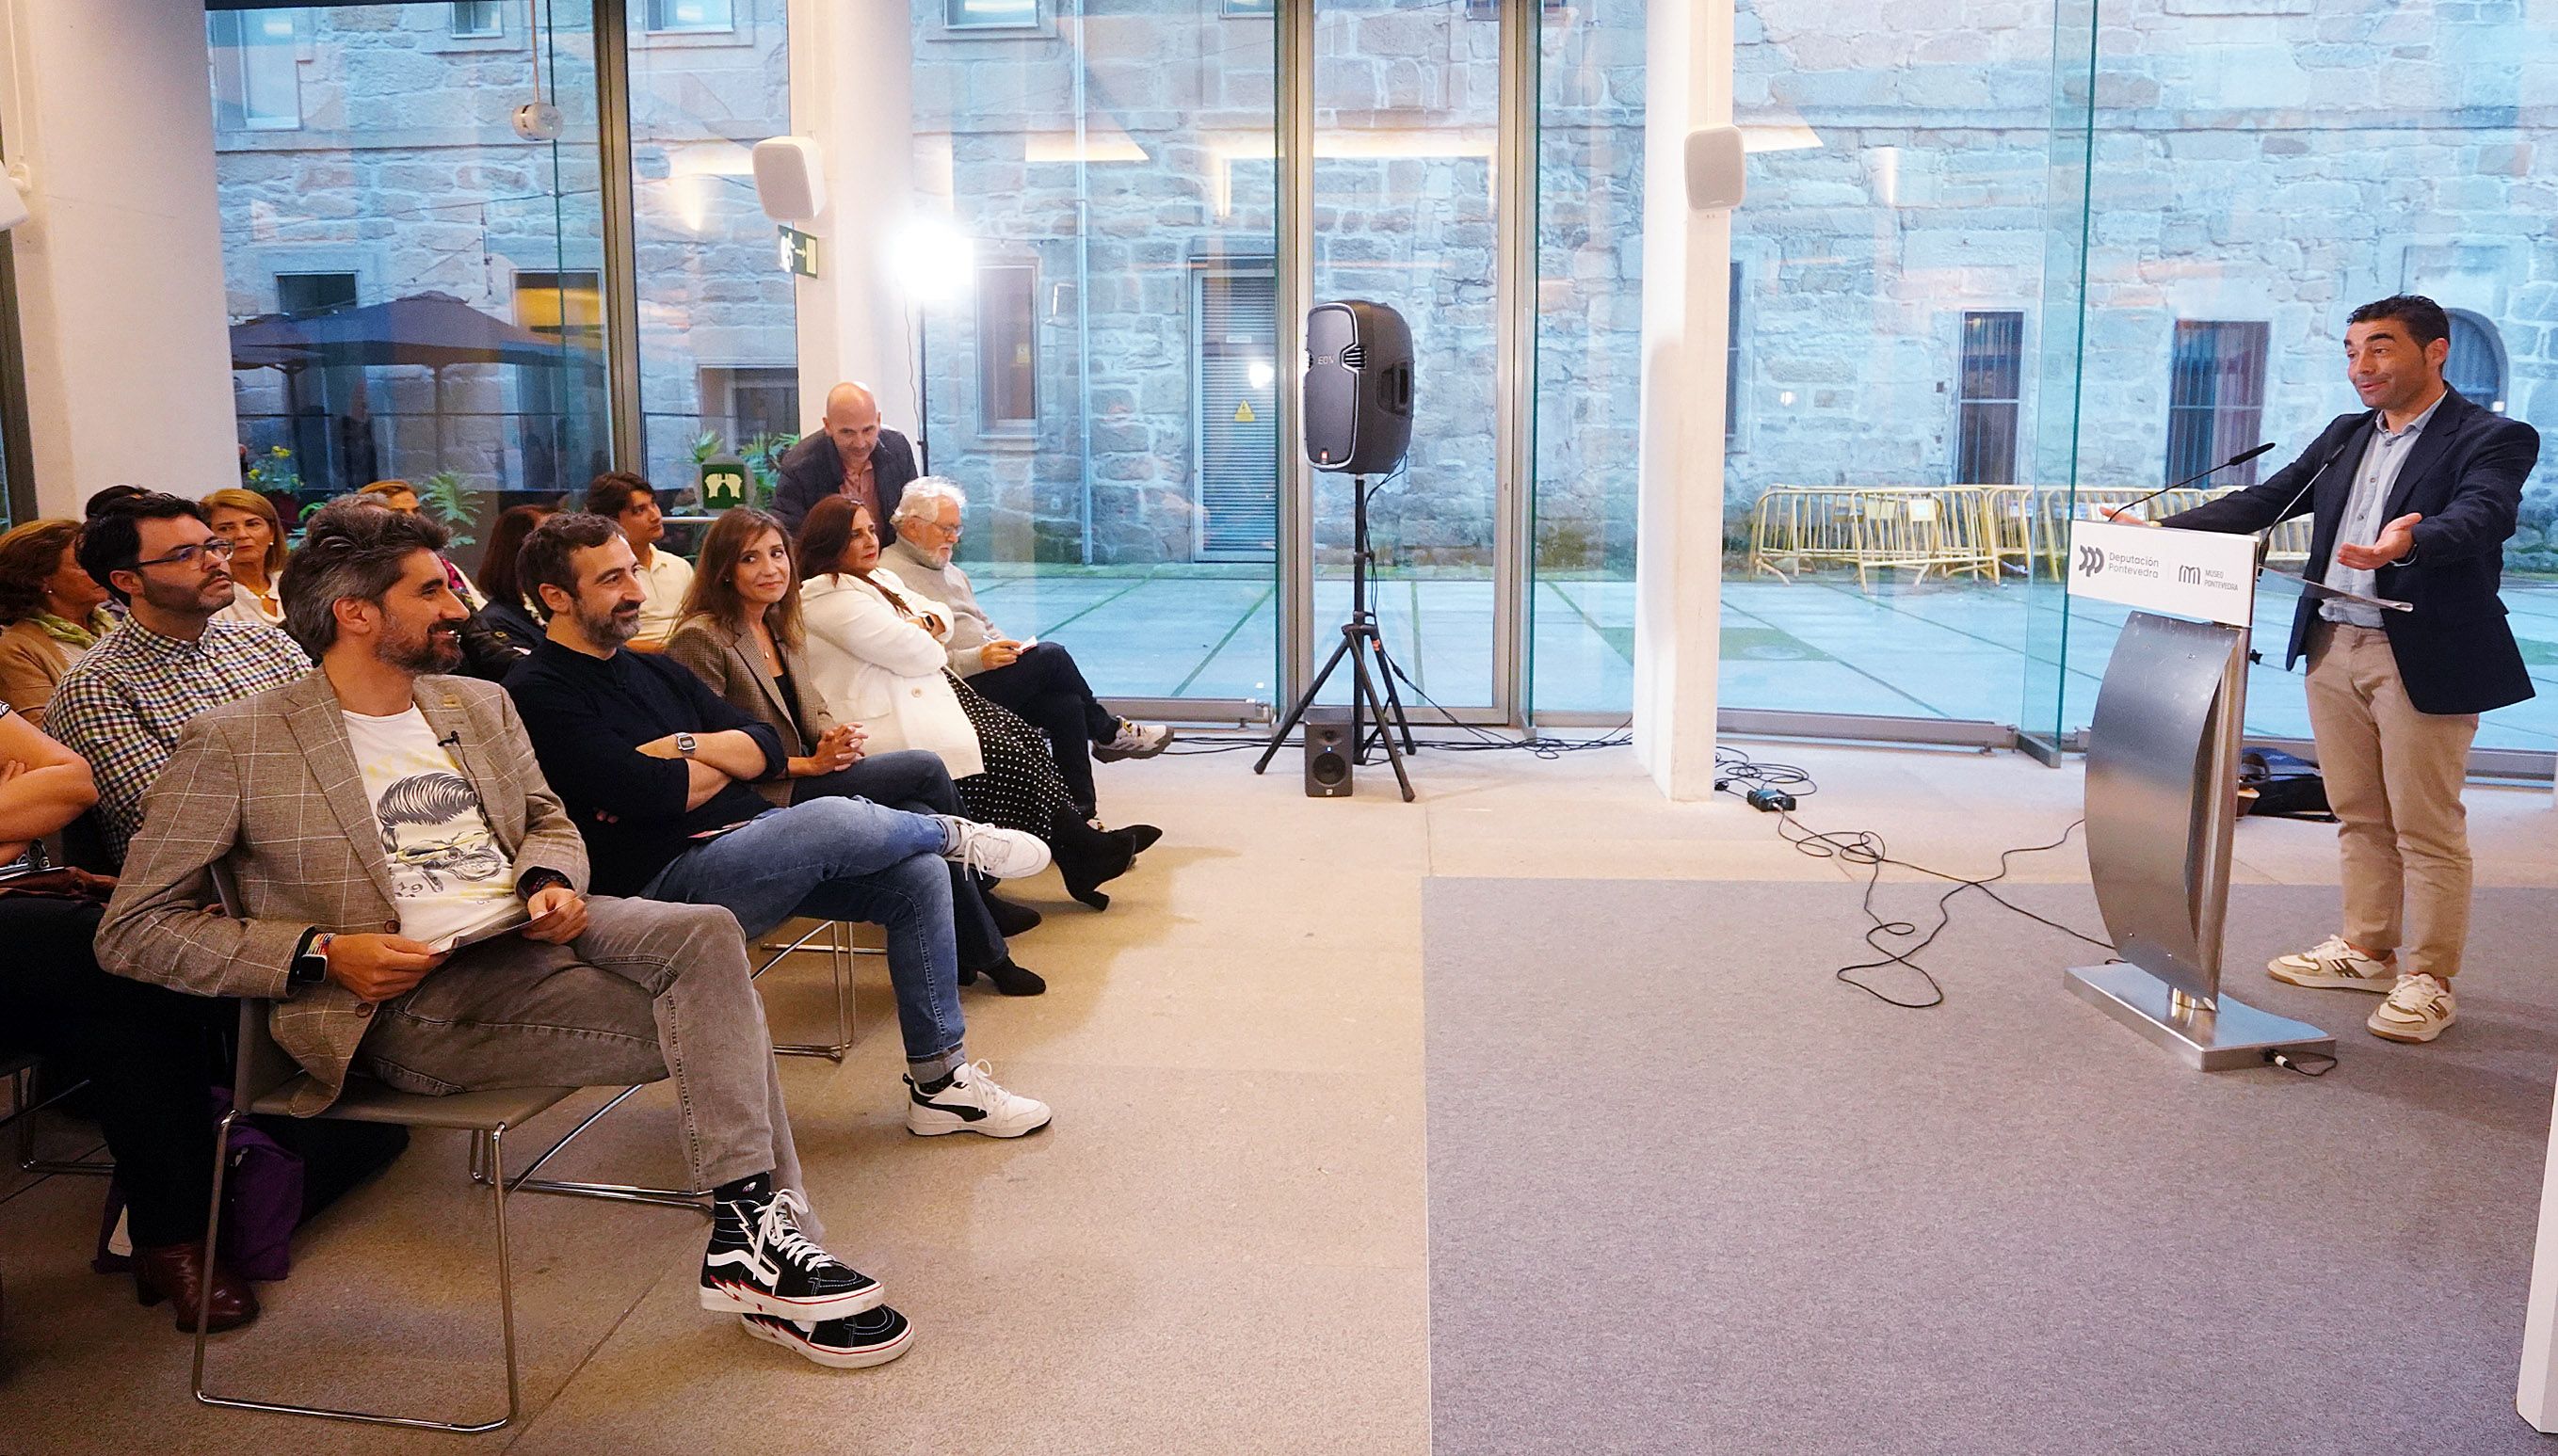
[{"xmin": 132, "ymin": 1241, "xmax": 259, "ymax": 1334}]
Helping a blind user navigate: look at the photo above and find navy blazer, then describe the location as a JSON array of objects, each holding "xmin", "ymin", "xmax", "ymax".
[
  {"xmin": 773, "ymin": 426, "xmax": 919, "ymax": 541},
  {"xmin": 2160, "ymin": 387, "xmax": 2539, "ymax": 715}
]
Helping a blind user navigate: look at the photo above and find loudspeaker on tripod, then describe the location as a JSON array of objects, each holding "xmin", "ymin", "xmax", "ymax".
[
  {"xmin": 1303, "ymin": 708, "xmax": 1354, "ymax": 798},
  {"xmin": 1304, "ymin": 300, "xmax": 1414, "ymax": 473}
]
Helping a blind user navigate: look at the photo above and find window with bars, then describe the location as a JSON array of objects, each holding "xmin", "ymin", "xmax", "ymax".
[
  {"xmin": 451, "ymin": 2, "xmax": 504, "ymax": 38},
  {"xmin": 1192, "ymin": 264, "xmax": 1279, "ymax": 562},
  {"xmin": 208, "ymin": 11, "xmax": 301, "ymax": 132},
  {"xmin": 1954, "ymin": 311, "xmax": 2023, "ymax": 485},
  {"xmin": 2164, "ymin": 320, "xmax": 2271, "ymax": 488},
  {"xmin": 976, "ymin": 264, "xmax": 1038, "ymax": 431}
]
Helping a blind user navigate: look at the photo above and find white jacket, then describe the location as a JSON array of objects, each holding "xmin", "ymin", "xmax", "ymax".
[{"xmin": 798, "ymin": 568, "xmax": 985, "ymax": 780}]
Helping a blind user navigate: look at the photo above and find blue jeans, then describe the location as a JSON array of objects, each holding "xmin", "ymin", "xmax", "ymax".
[{"xmin": 642, "ymin": 797, "xmax": 966, "ymax": 1068}]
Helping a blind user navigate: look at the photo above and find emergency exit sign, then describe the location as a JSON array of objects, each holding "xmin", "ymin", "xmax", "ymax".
[{"xmin": 778, "ymin": 227, "xmax": 820, "ymax": 279}]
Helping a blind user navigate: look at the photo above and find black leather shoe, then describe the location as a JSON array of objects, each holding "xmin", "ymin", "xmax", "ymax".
[
  {"xmin": 977, "ymin": 958, "xmax": 1047, "ymax": 996},
  {"xmin": 982, "ymin": 889, "xmax": 1043, "ymax": 938}
]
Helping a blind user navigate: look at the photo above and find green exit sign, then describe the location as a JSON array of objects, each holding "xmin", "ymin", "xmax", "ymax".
[
  {"xmin": 778, "ymin": 227, "xmax": 820, "ymax": 279},
  {"xmin": 700, "ymin": 456, "xmax": 748, "ymax": 511}
]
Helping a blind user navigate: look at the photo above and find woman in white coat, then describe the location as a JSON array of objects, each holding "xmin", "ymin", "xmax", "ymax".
[{"xmin": 796, "ymin": 497, "xmax": 1153, "ymax": 909}]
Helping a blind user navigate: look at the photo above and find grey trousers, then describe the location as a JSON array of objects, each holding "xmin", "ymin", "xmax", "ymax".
[{"xmin": 355, "ymin": 895, "xmax": 807, "ymax": 1209}]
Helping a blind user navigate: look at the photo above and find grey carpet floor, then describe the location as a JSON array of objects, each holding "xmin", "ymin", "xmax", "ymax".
[{"xmin": 1424, "ymin": 879, "xmax": 2558, "ymax": 1456}]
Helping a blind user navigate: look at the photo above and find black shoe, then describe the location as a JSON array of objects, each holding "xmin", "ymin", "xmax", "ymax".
[
  {"xmin": 1115, "ymin": 824, "xmax": 1164, "ymax": 856},
  {"xmin": 700, "ymin": 1185, "xmax": 883, "ymax": 1322},
  {"xmin": 982, "ymin": 889, "xmax": 1043, "ymax": 937},
  {"xmin": 740, "ymin": 1305, "xmax": 915, "ymax": 1369},
  {"xmin": 978, "ymin": 957, "xmax": 1046, "ymax": 996},
  {"xmin": 1054, "ymin": 811, "xmax": 1134, "ymax": 911}
]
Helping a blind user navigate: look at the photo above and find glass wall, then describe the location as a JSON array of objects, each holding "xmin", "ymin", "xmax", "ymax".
[
  {"xmin": 213, "ymin": 4, "xmax": 610, "ymax": 560},
  {"xmin": 2035, "ymin": 0, "xmax": 2558, "ymax": 759},
  {"xmin": 909, "ymin": 0, "xmax": 1280, "ymax": 702},
  {"xmin": 1529, "ymin": 0, "xmax": 1645, "ymax": 715},
  {"xmin": 626, "ymin": 0, "xmax": 797, "ymax": 510}
]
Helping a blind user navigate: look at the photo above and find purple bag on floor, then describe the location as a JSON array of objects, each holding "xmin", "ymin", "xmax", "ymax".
[{"xmin": 91, "ymin": 1088, "xmax": 304, "ymax": 1282}]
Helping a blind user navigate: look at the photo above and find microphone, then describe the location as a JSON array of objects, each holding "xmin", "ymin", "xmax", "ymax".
[
  {"xmin": 436, "ymin": 729, "xmax": 462, "ymax": 750},
  {"xmin": 2249, "ymin": 412, "xmax": 2372, "ymax": 543},
  {"xmin": 2105, "ymin": 441, "xmax": 2277, "ymax": 522}
]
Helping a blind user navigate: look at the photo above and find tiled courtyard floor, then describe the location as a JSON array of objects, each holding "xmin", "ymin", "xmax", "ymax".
[{"xmin": 966, "ymin": 564, "xmax": 2558, "ymax": 753}]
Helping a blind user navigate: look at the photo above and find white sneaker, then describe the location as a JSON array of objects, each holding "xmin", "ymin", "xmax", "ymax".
[
  {"xmin": 2368, "ymin": 973, "xmax": 2456, "ymax": 1044},
  {"xmin": 1092, "ymin": 719, "xmax": 1174, "ymax": 762},
  {"xmin": 906, "ymin": 1060, "xmax": 1053, "ymax": 1139},
  {"xmin": 937, "ymin": 817, "xmax": 1051, "ymax": 880},
  {"xmin": 2267, "ymin": 935, "xmax": 2397, "ymax": 992}
]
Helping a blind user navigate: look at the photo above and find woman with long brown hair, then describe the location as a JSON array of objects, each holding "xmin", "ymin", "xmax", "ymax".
[
  {"xmin": 201, "ymin": 488, "xmax": 288, "ymax": 630},
  {"xmin": 668, "ymin": 507, "xmax": 1046, "ymax": 992},
  {"xmin": 795, "ymin": 497, "xmax": 1155, "ymax": 910}
]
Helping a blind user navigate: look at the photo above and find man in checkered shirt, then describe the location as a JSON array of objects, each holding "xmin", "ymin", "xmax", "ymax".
[{"xmin": 46, "ymin": 492, "xmax": 308, "ymax": 863}]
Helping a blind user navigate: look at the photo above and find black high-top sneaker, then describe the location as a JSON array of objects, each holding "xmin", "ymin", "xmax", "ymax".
[
  {"xmin": 740, "ymin": 1305, "xmax": 916, "ymax": 1369},
  {"xmin": 700, "ymin": 1183, "xmax": 883, "ymax": 1320}
]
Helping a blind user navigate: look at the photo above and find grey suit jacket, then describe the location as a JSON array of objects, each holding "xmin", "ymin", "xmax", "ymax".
[
  {"xmin": 95, "ymin": 672, "xmax": 589, "ymax": 1115},
  {"xmin": 662, "ymin": 613, "xmax": 842, "ymax": 808}
]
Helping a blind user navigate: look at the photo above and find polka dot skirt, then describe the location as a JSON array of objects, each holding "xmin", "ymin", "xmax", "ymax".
[{"xmin": 950, "ymin": 671, "xmax": 1075, "ymax": 840}]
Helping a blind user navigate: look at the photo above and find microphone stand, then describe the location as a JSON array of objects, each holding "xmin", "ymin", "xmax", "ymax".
[
  {"xmin": 1252, "ymin": 473, "xmax": 1417, "ymax": 802},
  {"xmin": 2104, "ymin": 440, "xmax": 2279, "ymax": 523}
]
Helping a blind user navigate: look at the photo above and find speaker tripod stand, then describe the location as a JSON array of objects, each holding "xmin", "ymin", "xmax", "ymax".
[{"xmin": 1255, "ymin": 475, "xmax": 1417, "ymax": 801}]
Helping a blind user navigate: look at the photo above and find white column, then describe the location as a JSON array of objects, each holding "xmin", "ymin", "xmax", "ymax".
[
  {"xmin": 786, "ymin": 0, "xmax": 918, "ymax": 432},
  {"xmin": 1630, "ymin": 0, "xmax": 1735, "ymax": 800},
  {"xmin": 0, "ymin": 0, "xmax": 238, "ymax": 515}
]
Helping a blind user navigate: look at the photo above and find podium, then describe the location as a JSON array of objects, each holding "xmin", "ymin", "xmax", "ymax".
[{"xmin": 2061, "ymin": 519, "xmax": 2334, "ymax": 1070}]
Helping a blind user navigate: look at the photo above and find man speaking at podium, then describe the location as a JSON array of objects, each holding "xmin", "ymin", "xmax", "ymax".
[{"xmin": 2146, "ymin": 294, "xmax": 2540, "ymax": 1046}]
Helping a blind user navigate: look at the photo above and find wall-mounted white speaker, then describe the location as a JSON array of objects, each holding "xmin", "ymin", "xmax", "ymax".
[
  {"xmin": 752, "ymin": 136, "xmax": 828, "ymax": 224},
  {"xmin": 1683, "ymin": 125, "xmax": 1746, "ymax": 212}
]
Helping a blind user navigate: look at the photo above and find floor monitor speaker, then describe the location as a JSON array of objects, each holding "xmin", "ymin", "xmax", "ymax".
[
  {"xmin": 1304, "ymin": 301, "xmax": 1413, "ymax": 473},
  {"xmin": 1303, "ymin": 708, "xmax": 1354, "ymax": 798}
]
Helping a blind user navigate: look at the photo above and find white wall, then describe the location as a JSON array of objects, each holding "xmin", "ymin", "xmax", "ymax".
[
  {"xmin": 1632, "ymin": 0, "xmax": 1735, "ymax": 800},
  {"xmin": 0, "ymin": 0, "xmax": 237, "ymax": 515},
  {"xmin": 786, "ymin": 0, "xmax": 919, "ymax": 435}
]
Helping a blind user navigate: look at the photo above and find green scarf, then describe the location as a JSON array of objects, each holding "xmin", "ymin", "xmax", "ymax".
[{"xmin": 28, "ymin": 610, "xmax": 110, "ymax": 649}]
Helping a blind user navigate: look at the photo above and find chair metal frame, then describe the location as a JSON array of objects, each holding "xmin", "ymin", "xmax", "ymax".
[
  {"xmin": 754, "ymin": 918, "xmax": 865, "ymax": 1062},
  {"xmin": 3, "ymin": 1052, "xmax": 116, "ymax": 1177},
  {"xmin": 190, "ymin": 869, "xmax": 703, "ymax": 1434}
]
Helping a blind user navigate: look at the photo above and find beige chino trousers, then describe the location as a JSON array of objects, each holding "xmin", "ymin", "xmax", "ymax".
[{"xmin": 2303, "ymin": 620, "xmax": 2479, "ymax": 982}]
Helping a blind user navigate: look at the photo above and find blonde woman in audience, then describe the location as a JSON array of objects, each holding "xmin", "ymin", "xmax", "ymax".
[
  {"xmin": 796, "ymin": 497, "xmax": 1156, "ymax": 910},
  {"xmin": 201, "ymin": 487, "xmax": 289, "ymax": 630},
  {"xmin": 0, "ymin": 519, "xmax": 116, "ymax": 725}
]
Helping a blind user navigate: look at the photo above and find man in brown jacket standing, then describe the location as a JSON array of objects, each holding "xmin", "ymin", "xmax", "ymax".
[{"xmin": 96, "ymin": 499, "xmax": 913, "ymax": 1370}]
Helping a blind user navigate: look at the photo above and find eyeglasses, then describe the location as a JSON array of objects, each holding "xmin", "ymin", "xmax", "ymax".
[{"xmin": 132, "ymin": 538, "xmax": 238, "ymax": 570}]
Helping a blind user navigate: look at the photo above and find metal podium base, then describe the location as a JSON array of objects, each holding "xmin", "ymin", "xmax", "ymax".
[{"xmin": 2066, "ymin": 963, "xmax": 2334, "ymax": 1071}]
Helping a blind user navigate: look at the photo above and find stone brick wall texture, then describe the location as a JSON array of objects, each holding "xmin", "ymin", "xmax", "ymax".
[{"xmin": 216, "ymin": 0, "xmax": 2558, "ymax": 570}]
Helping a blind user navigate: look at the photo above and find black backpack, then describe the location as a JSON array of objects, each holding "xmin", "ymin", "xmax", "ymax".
[{"xmin": 2239, "ymin": 746, "xmax": 2335, "ymax": 821}]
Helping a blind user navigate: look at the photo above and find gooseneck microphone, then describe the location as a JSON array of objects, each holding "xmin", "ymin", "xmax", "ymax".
[
  {"xmin": 2250, "ymin": 412, "xmax": 2374, "ymax": 541},
  {"xmin": 2105, "ymin": 440, "xmax": 2278, "ymax": 522}
]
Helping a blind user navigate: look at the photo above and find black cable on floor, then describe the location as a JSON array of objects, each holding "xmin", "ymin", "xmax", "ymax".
[{"xmin": 1713, "ymin": 745, "xmax": 2114, "ymax": 1009}]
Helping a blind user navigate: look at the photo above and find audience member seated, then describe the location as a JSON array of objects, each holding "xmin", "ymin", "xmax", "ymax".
[
  {"xmin": 586, "ymin": 472, "xmax": 690, "ymax": 650},
  {"xmin": 0, "ymin": 702, "xmax": 251, "ymax": 1334},
  {"xmin": 796, "ymin": 498, "xmax": 1157, "ymax": 910},
  {"xmin": 93, "ymin": 499, "xmax": 918, "ymax": 1370},
  {"xmin": 457, "ymin": 504, "xmax": 551, "ymax": 678},
  {"xmin": 359, "ymin": 480, "xmax": 484, "ymax": 608},
  {"xmin": 502, "ymin": 512, "xmax": 1057, "ymax": 1136},
  {"xmin": 773, "ymin": 382, "xmax": 918, "ymax": 538},
  {"xmin": 201, "ymin": 488, "xmax": 290, "ymax": 631},
  {"xmin": 665, "ymin": 507, "xmax": 1046, "ymax": 994},
  {"xmin": 884, "ymin": 477, "xmax": 1173, "ymax": 820},
  {"xmin": 47, "ymin": 493, "xmax": 310, "ymax": 862},
  {"xmin": 0, "ymin": 520, "xmax": 116, "ymax": 725}
]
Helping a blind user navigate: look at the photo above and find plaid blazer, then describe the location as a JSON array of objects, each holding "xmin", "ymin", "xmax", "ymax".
[{"xmin": 94, "ymin": 672, "xmax": 589, "ymax": 1115}]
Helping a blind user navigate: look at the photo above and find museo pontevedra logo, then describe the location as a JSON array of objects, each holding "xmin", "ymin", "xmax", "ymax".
[{"xmin": 2077, "ymin": 543, "xmax": 2105, "ymax": 576}]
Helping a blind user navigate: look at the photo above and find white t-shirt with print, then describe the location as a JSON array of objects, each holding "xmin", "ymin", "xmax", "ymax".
[{"xmin": 342, "ymin": 706, "xmax": 521, "ymax": 951}]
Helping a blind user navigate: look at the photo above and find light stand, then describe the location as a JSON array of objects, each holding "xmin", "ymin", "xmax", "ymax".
[{"xmin": 1254, "ymin": 474, "xmax": 1417, "ymax": 801}]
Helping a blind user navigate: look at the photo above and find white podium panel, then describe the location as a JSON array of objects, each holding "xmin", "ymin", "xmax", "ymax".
[{"xmin": 2067, "ymin": 519, "xmax": 2260, "ymax": 627}]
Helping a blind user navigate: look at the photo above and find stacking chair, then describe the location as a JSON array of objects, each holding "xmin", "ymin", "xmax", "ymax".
[
  {"xmin": 193, "ymin": 868, "xmax": 703, "ymax": 1434},
  {"xmin": 754, "ymin": 918, "xmax": 863, "ymax": 1061}
]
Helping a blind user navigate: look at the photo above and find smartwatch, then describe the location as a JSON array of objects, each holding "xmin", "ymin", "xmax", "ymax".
[
  {"xmin": 290, "ymin": 930, "xmax": 334, "ymax": 987},
  {"xmin": 676, "ymin": 732, "xmax": 700, "ymax": 757}
]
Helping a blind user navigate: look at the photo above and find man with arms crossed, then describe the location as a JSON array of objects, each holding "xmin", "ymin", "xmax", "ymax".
[
  {"xmin": 96, "ymin": 500, "xmax": 913, "ymax": 1369},
  {"xmin": 2145, "ymin": 295, "xmax": 2539, "ymax": 1045}
]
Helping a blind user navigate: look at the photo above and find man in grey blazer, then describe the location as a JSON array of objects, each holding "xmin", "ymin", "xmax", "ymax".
[{"xmin": 96, "ymin": 500, "xmax": 915, "ymax": 1370}]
